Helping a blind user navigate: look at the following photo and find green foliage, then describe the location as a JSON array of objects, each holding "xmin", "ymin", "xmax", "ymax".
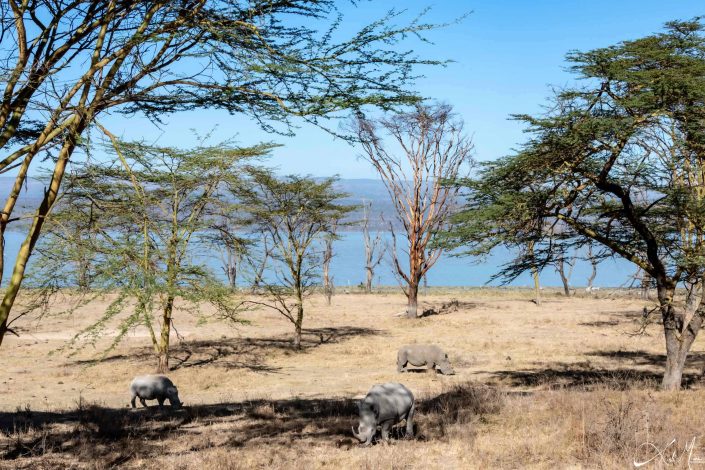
[
  {"xmin": 235, "ymin": 170, "xmax": 353, "ymax": 346},
  {"xmin": 29, "ymin": 139, "xmax": 273, "ymax": 359},
  {"xmin": 0, "ymin": 0, "xmax": 454, "ymax": 347},
  {"xmin": 442, "ymin": 19, "xmax": 705, "ymax": 287}
]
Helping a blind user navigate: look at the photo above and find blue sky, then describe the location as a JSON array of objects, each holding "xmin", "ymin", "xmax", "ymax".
[{"xmin": 98, "ymin": 0, "xmax": 705, "ymax": 179}]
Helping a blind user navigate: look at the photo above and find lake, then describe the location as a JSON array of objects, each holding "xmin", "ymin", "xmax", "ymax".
[{"xmin": 2, "ymin": 230, "xmax": 636, "ymax": 289}]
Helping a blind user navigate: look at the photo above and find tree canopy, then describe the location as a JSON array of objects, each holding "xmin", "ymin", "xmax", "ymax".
[
  {"xmin": 236, "ymin": 170, "xmax": 353, "ymax": 348},
  {"xmin": 27, "ymin": 138, "xmax": 269, "ymax": 370},
  {"xmin": 0, "ymin": 0, "xmax": 448, "ymax": 345},
  {"xmin": 441, "ymin": 19, "xmax": 705, "ymax": 389}
]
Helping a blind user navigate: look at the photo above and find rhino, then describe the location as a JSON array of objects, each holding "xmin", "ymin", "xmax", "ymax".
[
  {"xmin": 129, "ymin": 375, "xmax": 182, "ymax": 409},
  {"xmin": 397, "ymin": 344, "xmax": 455, "ymax": 375},
  {"xmin": 352, "ymin": 382, "xmax": 415, "ymax": 445}
]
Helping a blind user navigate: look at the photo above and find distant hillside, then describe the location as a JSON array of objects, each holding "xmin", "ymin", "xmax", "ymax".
[{"xmin": 0, "ymin": 177, "xmax": 46, "ymax": 215}]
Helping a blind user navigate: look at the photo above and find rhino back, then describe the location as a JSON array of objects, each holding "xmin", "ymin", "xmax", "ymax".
[
  {"xmin": 402, "ymin": 344, "xmax": 445, "ymax": 365},
  {"xmin": 130, "ymin": 375, "xmax": 173, "ymax": 399},
  {"xmin": 365, "ymin": 383, "xmax": 414, "ymax": 420}
]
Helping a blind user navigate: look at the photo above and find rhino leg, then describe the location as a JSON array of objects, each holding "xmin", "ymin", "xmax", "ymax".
[
  {"xmin": 157, "ymin": 397, "xmax": 165, "ymax": 409},
  {"xmin": 130, "ymin": 394, "xmax": 137, "ymax": 408},
  {"xmin": 139, "ymin": 397, "xmax": 148, "ymax": 408},
  {"xmin": 405, "ymin": 402, "xmax": 415, "ymax": 438},
  {"xmin": 380, "ymin": 421, "xmax": 392, "ymax": 442}
]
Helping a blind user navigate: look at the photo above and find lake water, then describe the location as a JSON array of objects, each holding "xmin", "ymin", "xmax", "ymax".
[{"xmin": 2, "ymin": 230, "xmax": 635, "ymax": 289}]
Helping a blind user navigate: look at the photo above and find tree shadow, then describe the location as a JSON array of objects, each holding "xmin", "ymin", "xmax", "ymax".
[
  {"xmin": 587, "ymin": 349, "xmax": 705, "ymax": 369},
  {"xmin": 0, "ymin": 381, "xmax": 503, "ymax": 466},
  {"xmin": 488, "ymin": 366, "xmax": 671, "ymax": 390},
  {"xmin": 578, "ymin": 320, "xmax": 622, "ymax": 327},
  {"xmin": 578, "ymin": 310, "xmax": 649, "ymax": 328},
  {"xmin": 69, "ymin": 326, "xmax": 382, "ymax": 373}
]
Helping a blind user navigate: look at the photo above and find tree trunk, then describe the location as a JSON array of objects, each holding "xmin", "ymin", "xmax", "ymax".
[
  {"xmin": 658, "ymin": 283, "xmax": 702, "ymax": 390},
  {"xmin": 406, "ymin": 280, "xmax": 419, "ymax": 318},
  {"xmin": 641, "ymin": 271, "xmax": 652, "ymax": 300},
  {"xmin": 157, "ymin": 350, "xmax": 169, "ymax": 374},
  {"xmin": 685, "ymin": 280, "xmax": 701, "ymax": 314},
  {"xmin": 227, "ymin": 264, "xmax": 237, "ymax": 290},
  {"xmin": 293, "ymin": 302, "xmax": 304, "ymax": 349},
  {"xmin": 586, "ymin": 244, "xmax": 597, "ymax": 290},
  {"xmin": 365, "ymin": 267, "xmax": 373, "ymax": 294},
  {"xmin": 557, "ymin": 258, "xmax": 570, "ymax": 296},
  {"xmin": 157, "ymin": 296, "xmax": 174, "ymax": 373},
  {"xmin": 293, "ymin": 322, "xmax": 302, "ymax": 349},
  {"xmin": 662, "ymin": 339, "xmax": 689, "ymax": 391},
  {"xmin": 0, "ymin": 127, "xmax": 82, "ymax": 346},
  {"xmin": 532, "ymin": 266, "xmax": 541, "ymax": 306}
]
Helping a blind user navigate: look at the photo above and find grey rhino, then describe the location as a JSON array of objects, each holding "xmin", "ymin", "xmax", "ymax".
[
  {"xmin": 397, "ymin": 344, "xmax": 455, "ymax": 375},
  {"xmin": 130, "ymin": 375, "xmax": 182, "ymax": 409},
  {"xmin": 352, "ymin": 382, "xmax": 415, "ymax": 445}
]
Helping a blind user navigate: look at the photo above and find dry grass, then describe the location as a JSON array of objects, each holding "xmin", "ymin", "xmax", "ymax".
[{"xmin": 2, "ymin": 288, "xmax": 705, "ymax": 468}]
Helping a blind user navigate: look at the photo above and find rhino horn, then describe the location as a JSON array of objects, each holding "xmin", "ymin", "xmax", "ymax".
[{"xmin": 352, "ymin": 426, "xmax": 363, "ymax": 442}]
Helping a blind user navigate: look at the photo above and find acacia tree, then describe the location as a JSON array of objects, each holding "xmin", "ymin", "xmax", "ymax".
[
  {"xmin": 354, "ymin": 104, "xmax": 473, "ymax": 317},
  {"xmin": 31, "ymin": 138, "xmax": 266, "ymax": 372},
  {"xmin": 239, "ymin": 171, "xmax": 352, "ymax": 348},
  {"xmin": 361, "ymin": 200, "xmax": 384, "ymax": 293},
  {"xmin": 0, "ymin": 0, "xmax": 444, "ymax": 346},
  {"xmin": 442, "ymin": 20, "xmax": 705, "ymax": 390}
]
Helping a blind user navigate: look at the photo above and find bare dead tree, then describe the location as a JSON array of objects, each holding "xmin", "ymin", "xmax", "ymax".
[
  {"xmin": 322, "ymin": 230, "xmax": 335, "ymax": 305},
  {"xmin": 555, "ymin": 251, "xmax": 577, "ymax": 296},
  {"xmin": 354, "ymin": 103, "xmax": 473, "ymax": 317},
  {"xmin": 585, "ymin": 244, "xmax": 598, "ymax": 290},
  {"xmin": 361, "ymin": 201, "xmax": 384, "ymax": 294},
  {"xmin": 216, "ymin": 233, "xmax": 247, "ymax": 291}
]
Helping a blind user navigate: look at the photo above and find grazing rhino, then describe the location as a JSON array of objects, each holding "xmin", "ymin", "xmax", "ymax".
[
  {"xmin": 130, "ymin": 375, "xmax": 182, "ymax": 409},
  {"xmin": 397, "ymin": 344, "xmax": 455, "ymax": 375},
  {"xmin": 352, "ymin": 382, "xmax": 415, "ymax": 445}
]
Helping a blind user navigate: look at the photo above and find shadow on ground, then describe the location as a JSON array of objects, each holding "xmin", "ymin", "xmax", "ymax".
[
  {"xmin": 70, "ymin": 326, "xmax": 382, "ymax": 373},
  {"xmin": 0, "ymin": 382, "xmax": 502, "ymax": 467},
  {"xmin": 578, "ymin": 309, "xmax": 654, "ymax": 328},
  {"xmin": 486, "ymin": 349, "xmax": 705, "ymax": 390}
]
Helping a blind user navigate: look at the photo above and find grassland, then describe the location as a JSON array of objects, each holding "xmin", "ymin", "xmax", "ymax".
[{"xmin": 2, "ymin": 288, "xmax": 705, "ymax": 469}]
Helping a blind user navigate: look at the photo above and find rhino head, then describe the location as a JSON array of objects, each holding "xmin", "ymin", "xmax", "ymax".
[
  {"xmin": 167, "ymin": 386, "xmax": 183, "ymax": 409},
  {"xmin": 438, "ymin": 354, "xmax": 455, "ymax": 375},
  {"xmin": 352, "ymin": 402, "xmax": 377, "ymax": 444}
]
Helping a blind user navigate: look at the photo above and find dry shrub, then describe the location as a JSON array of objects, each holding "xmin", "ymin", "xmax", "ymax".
[
  {"xmin": 582, "ymin": 392, "xmax": 652, "ymax": 458},
  {"xmin": 418, "ymin": 382, "xmax": 504, "ymax": 441},
  {"xmin": 580, "ymin": 390, "xmax": 705, "ymax": 467}
]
